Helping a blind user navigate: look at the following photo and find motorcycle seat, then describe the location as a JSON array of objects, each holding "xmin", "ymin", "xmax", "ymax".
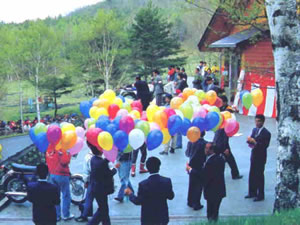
[{"xmin": 11, "ymin": 163, "xmax": 36, "ymax": 172}]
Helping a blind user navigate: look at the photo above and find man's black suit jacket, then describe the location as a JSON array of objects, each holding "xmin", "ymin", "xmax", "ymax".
[{"xmin": 250, "ymin": 127, "xmax": 271, "ymax": 164}]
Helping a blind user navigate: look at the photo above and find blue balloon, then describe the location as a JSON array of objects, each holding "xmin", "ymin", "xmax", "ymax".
[
  {"xmin": 118, "ymin": 95, "xmax": 125, "ymax": 103},
  {"xmin": 80, "ymin": 101, "xmax": 92, "ymax": 118},
  {"xmin": 95, "ymin": 116, "xmax": 110, "ymax": 131},
  {"xmin": 89, "ymin": 97, "xmax": 98, "ymax": 105},
  {"xmin": 192, "ymin": 117, "xmax": 207, "ymax": 132},
  {"xmin": 35, "ymin": 132, "xmax": 49, "ymax": 153},
  {"xmin": 29, "ymin": 128, "xmax": 37, "ymax": 144},
  {"xmin": 113, "ymin": 130, "xmax": 128, "ymax": 151},
  {"xmin": 205, "ymin": 112, "xmax": 220, "ymax": 131},
  {"xmin": 134, "ymin": 119, "xmax": 141, "ymax": 125},
  {"xmin": 181, "ymin": 118, "xmax": 191, "ymax": 136},
  {"xmin": 106, "ymin": 124, "xmax": 118, "ymax": 136},
  {"xmin": 112, "ymin": 116, "xmax": 122, "ymax": 129},
  {"xmin": 147, "ymin": 130, "xmax": 163, "ymax": 151},
  {"xmin": 167, "ymin": 115, "xmax": 183, "ymax": 136}
]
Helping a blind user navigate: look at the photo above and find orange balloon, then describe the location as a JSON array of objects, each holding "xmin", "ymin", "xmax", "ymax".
[
  {"xmin": 153, "ymin": 110, "xmax": 168, "ymax": 129},
  {"xmin": 170, "ymin": 97, "xmax": 184, "ymax": 109},
  {"xmin": 55, "ymin": 140, "xmax": 62, "ymax": 151},
  {"xmin": 205, "ymin": 90, "xmax": 217, "ymax": 105},
  {"xmin": 182, "ymin": 92, "xmax": 188, "ymax": 101},
  {"xmin": 183, "ymin": 88, "xmax": 194, "ymax": 98},
  {"xmin": 61, "ymin": 131, "xmax": 77, "ymax": 151},
  {"xmin": 221, "ymin": 111, "xmax": 232, "ymax": 120},
  {"xmin": 187, "ymin": 126, "xmax": 201, "ymax": 143}
]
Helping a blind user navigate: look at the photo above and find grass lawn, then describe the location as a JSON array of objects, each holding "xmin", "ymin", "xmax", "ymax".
[{"xmin": 190, "ymin": 209, "xmax": 300, "ymax": 225}]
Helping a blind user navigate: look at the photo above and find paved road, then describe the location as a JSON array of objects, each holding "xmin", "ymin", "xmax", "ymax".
[
  {"xmin": 0, "ymin": 135, "xmax": 32, "ymax": 161},
  {"xmin": 0, "ymin": 114, "xmax": 277, "ymax": 224}
]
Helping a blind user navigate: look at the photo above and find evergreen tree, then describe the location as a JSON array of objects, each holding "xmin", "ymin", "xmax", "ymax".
[{"xmin": 129, "ymin": 1, "xmax": 187, "ymax": 79}]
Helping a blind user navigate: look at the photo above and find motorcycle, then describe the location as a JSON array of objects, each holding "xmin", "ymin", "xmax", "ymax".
[{"xmin": 0, "ymin": 163, "xmax": 86, "ymax": 205}]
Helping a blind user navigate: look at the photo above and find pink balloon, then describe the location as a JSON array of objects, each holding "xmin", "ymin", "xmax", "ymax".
[
  {"xmin": 47, "ymin": 125, "xmax": 62, "ymax": 145},
  {"xmin": 69, "ymin": 137, "xmax": 84, "ymax": 156},
  {"xmin": 84, "ymin": 119, "xmax": 89, "ymax": 129},
  {"xmin": 149, "ymin": 122, "xmax": 161, "ymax": 131},
  {"xmin": 131, "ymin": 100, "xmax": 143, "ymax": 113},
  {"xmin": 76, "ymin": 127, "xmax": 85, "ymax": 139},
  {"xmin": 226, "ymin": 122, "xmax": 240, "ymax": 137},
  {"xmin": 119, "ymin": 116, "xmax": 135, "ymax": 134},
  {"xmin": 164, "ymin": 108, "xmax": 176, "ymax": 118},
  {"xmin": 193, "ymin": 107, "xmax": 207, "ymax": 119},
  {"xmin": 141, "ymin": 111, "xmax": 148, "ymax": 121},
  {"xmin": 116, "ymin": 109, "xmax": 128, "ymax": 118},
  {"xmin": 224, "ymin": 119, "xmax": 238, "ymax": 135},
  {"xmin": 103, "ymin": 145, "xmax": 118, "ymax": 163}
]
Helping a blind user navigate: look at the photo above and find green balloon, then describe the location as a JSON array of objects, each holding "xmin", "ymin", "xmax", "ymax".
[
  {"xmin": 34, "ymin": 123, "xmax": 47, "ymax": 135},
  {"xmin": 122, "ymin": 102, "xmax": 132, "ymax": 112},
  {"xmin": 208, "ymin": 106, "xmax": 220, "ymax": 113},
  {"xmin": 179, "ymin": 103, "xmax": 193, "ymax": 120},
  {"xmin": 135, "ymin": 121, "xmax": 150, "ymax": 137},
  {"xmin": 88, "ymin": 118, "xmax": 96, "ymax": 128},
  {"xmin": 123, "ymin": 144, "xmax": 133, "ymax": 153},
  {"xmin": 242, "ymin": 93, "xmax": 253, "ymax": 109},
  {"xmin": 195, "ymin": 90, "xmax": 206, "ymax": 101}
]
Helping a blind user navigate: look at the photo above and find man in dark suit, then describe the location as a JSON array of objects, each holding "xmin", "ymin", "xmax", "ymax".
[
  {"xmin": 27, "ymin": 163, "xmax": 60, "ymax": 225},
  {"xmin": 213, "ymin": 128, "xmax": 243, "ymax": 179},
  {"xmin": 88, "ymin": 145, "xmax": 117, "ymax": 225},
  {"xmin": 185, "ymin": 131, "xmax": 207, "ymax": 210},
  {"xmin": 203, "ymin": 143, "xmax": 226, "ymax": 222},
  {"xmin": 134, "ymin": 76, "xmax": 151, "ymax": 110},
  {"xmin": 246, "ymin": 114, "xmax": 271, "ymax": 202},
  {"xmin": 125, "ymin": 157, "xmax": 175, "ymax": 225}
]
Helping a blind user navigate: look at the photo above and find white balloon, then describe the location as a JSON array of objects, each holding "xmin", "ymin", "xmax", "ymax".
[{"xmin": 129, "ymin": 129, "xmax": 145, "ymax": 150}]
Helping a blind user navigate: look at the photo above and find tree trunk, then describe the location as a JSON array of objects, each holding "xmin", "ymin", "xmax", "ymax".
[
  {"xmin": 18, "ymin": 80, "xmax": 24, "ymax": 133},
  {"xmin": 54, "ymin": 93, "xmax": 58, "ymax": 118},
  {"xmin": 35, "ymin": 67, "xmax": 41, "ymax": 122},
  {"xmin": 265, "ymin": 0, "xmax": 300, "ymax": 211}
]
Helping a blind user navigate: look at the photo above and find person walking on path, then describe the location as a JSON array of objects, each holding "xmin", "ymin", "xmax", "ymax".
[
  {"xmin": 125, "ymin": 157, "xmax": 175, "ymax": 225},
  {"xmin": 245, "ymin": 114, "xmax": 271, "ymax": 202},
  {"xmin": 203, "ymin": 143, "xmax": 226, "ymax": 222},
  {"xmin": 152, "ymin": 69, "xmax": 164, "ymax": 106},
  {"xmin": 47, "ymin": 147, "xmax": 74, "ymax": 222},
  {"xmin": 134, "ymin": 76, "xmax": 151, "ymax": 110},
  {"xmin": 27, "ymin": 163, "xmax": 60, "ymax": 225},
  {"xmin": 131, "ymin": 143, "xmax": 149, "ymax": 177}
]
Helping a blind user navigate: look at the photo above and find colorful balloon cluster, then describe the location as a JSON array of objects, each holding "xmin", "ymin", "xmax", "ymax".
[
  {"xmin": 80, "ymin": 88, "xmax": 240, "ymax": 161},
  {"xmin": 241, "ymin": 88, "xmax": 264, "ymax": 110},
  {"xmin": 29, "ymin": 122, "xmax": 85, "ymax": 156}
]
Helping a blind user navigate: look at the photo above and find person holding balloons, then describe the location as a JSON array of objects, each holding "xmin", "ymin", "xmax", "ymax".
[
  {"xmin": 131, "ymin": 143, "xmax": 149, "ymax": 177},
  {"xmin": 114, "ymin": 150, "xmax": 134, "ymax": 203}
]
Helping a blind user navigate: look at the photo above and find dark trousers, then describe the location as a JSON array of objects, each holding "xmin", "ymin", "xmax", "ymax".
[
  {"xmin": 132, "ymin": 143, "xmax": 147, "ymax": 164},
  {"xmin": 88, "ymin": 193, "xmax": 110, "ymax": 225},
  {"xmin": 140, "ymin": 95, "xmax": 151, "ymax": 111},
  {"xmin": 35, "ymin": 222, "xmax": 56, "ymax": 225},
  {"xmin": 248, "ymin": 161, "xmax": 265, "ymax": 198},
  {"xmin": 156, "ymin": 94, "xmax": 163, "ymax": 106},
  {"xmin": 206, "ymin": 198, "xmax": 222, "ymax": 222},
  {"xmin": 224, "ymin": 151, "xmax": 240, "ymax": 178},
  {"xmin": 187, "ymin": 173, "xmax": 203, "ymax": 207},
  {"xmin": 81, "ymin": 184, "xmax": 93, "ymax": 218}
]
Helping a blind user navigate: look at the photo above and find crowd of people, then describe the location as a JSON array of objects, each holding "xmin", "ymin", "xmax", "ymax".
[{"xmin": 25, "ymin": 67, "xmax": 271, "ymax": 224}]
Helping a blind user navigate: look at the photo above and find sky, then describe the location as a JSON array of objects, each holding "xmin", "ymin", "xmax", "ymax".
[{"xmin": 0, "ymin": 0, "xmax": 104, "ymax": 23}]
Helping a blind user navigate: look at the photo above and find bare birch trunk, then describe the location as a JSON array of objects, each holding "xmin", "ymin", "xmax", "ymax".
[
  {"xmin": 35, "ymin": 67, "xmax": 41, "ymax": 122},
  {"xmin": 18, "ymin": 80, "xmax": 24, "ymax": 133},
  {"xmin": 265, "ymin": 0, "xmax": 300, "ymax": 211}
]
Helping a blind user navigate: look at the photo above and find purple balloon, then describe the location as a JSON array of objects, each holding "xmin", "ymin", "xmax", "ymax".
[
  {"xmin": 103, "ymin": 145, "xmax": 118, "ymax": 163},
  {"xmin": 46, "ymin": 125, "xmax": 62, "ymax": 145}
]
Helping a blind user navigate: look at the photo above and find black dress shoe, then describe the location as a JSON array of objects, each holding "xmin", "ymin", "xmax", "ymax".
[
  {"xmin": 233, "ymin": 175, "xmax": 243, "ymax": 180},
  {"xmin": 193, "ymin": 205, "xmax": 204, "ymax": 211},
  {"xmin": 245, "ymin": 195, "xmax": 256, "ymax": 199},
  {"xmin": 114, "ymin": 197, "xmax": 123, "ymax": 203},
  {"xmin": 170, "ymin": 148, "xmax": 175, "ymax": 154},
  {"xmin": 75, "ymin": 216, "xmax": 88, "ymax": 222},
  {"xmin": 253, "ymin": 197, "xmax": 264, "ymax": 202},
  {"xmin": 187, "ymin": 203, "xmax": 193, "ymax": 208}
]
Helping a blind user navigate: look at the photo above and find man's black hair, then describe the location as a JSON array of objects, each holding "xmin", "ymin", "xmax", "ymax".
[
  {"xmin": 146, "ymin": 157, "xmax": 161, "ymax": 174},
  {"xmin": 176, "ymin": 67, "xmax": 180, "ymax": 70},
  {"xmin": 36, "ymin": 163, "xmax": 48, "ymax": 179},
  {"xmin": 203, "ymin": 62, "xmax": 207, "ymax": 65},
  {"xmin": 181, "ymin": 68, "xmax": 185, "ymax": 72},
  {"xmin": 220, "ymin": 95, "xmax": 228, "ymax": 103},
  {"xmin": 255, "ymin": 114, "xmax": 265, "ymax": 123},
  {"xmin": 196, "ymin": 68, "xmax": 200, "ymax": 72},
  {"xmin": 136, "ymin": 75, "xmax": 141, "ymax": 80},
  {"xmin": 153, "ymin": 69, "xmax": 160, "ymax": 74},
  {"xmin": 87, "ymin": 141, "xmax": 101, "ymax": 156},
  {"xmin": 200, "ymin": 61, "xmax": 203, "ymax": 64},
  {"xmin": 164, "ymin": 93, "xmax": 172, "ymax": 100}
]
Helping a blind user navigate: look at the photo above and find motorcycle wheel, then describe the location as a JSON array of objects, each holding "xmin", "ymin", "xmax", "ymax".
[
  {"xmin": 4, "ymin": 174, "xmax": 27, "ymax": 203},
  {"xmin": 123, "ymin": 93, "xmax": 137, "ymax": 100},
  {"xmin": 70, "ymin": 174, "xmax": 86, "ymax": 205}
]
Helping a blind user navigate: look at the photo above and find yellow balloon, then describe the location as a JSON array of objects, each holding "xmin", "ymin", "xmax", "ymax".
[
  {"xmin": 129, "ymin": 110, "xmax": 141, "ymax": 120},
  {"xmin": 96, "ymin": 107, "xmax": 109, "ymax": 119},
  {"xmin": 205, "ymin": 90, "xmax": 217, "ymax": 105},
  {"xmin": 251, "ymin": 88, "xmax": 264, "ymax": 107},
  {"xmin": 195, "ymin": 90, "xmax": 206, "ymax": 101},
  {"xmin": 146, "ymin": 105, "xmax": 159, "ymax": 122},
  {"xmin": 221, "ymin": 111, "xmax": 232, "ymax": 120},
  {"xmin": 170, "ymin": 97, "xmax": 184, "ymax": 109},
  {"xmin": 89, "ymin": 124, "xmax": 96, "ymax": 129},
  {"xmin": 113, "ymin": 97, "xmax": 123, "ymax": 108},
  {"xmin": 162, "ymin": 128, "xmax": 171, "ymax": 144},
  {"xmin": 126, "ymin": 98, "xmax": 133, "ymax": 105},
  {"xmin": 89, "ymin": 106, "xmax": 99, "ymax": 119},
  {"xmin": 94, "ymin": 99, "xmax": 110, "ymax": 109},
  {"xmin": 98, "ymin": 131, "xmax": 113, "ymax": 151},
  {"xmin": 102, "ymin": 89, "xmax": 116, "ymax": 103},
  {"xmin": 61, "ymin": 131, "xmax": 77, "ymax": 151},
  {"xmin": 61, "ymin": 123, "xmax": 76, "ymax": 133},
  {"xmin": 0, "ymin": 144, "xmax": 2, "ymax": 152}
]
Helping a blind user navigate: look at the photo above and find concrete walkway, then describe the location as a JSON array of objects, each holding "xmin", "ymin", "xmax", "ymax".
[
  {"xmin": 0, "ymin": 114, "xmax": 277, "ymax": 224},
  {"xmin": 0, "ymin": 135, "xmax": 31, "ymax": 161}
]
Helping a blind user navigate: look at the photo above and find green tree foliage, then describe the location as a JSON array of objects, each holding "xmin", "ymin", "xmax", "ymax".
[{"xmin": 129, "ymin": 1, "xmax": 187, "ymax": 79}]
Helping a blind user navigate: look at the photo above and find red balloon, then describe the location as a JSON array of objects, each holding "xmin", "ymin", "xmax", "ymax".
[
  {"xmin": 86, "ymin": 128, "xmax": 102, "ymax": 148},
  {"xmin": 215, "ymin": 97, "xmax": 223, "ymax": 108},
  {"xmin": 200, "ymin": 100, "xmax": 209, "ymax": 105},
  {"xmin": 108, "ymin": 104, "xmax": 120, "ymax": 119},
  {"xmin": 224, "ymin": 119, "xmax": 239, "ymax": 136},
  {"xmin": 226, "ymin": 122, "xmax": 240, "ymax": 137},
  {"xmin": 119, "ymin": 116, "xmax": 135, "ymax": 134},
  {"xmin": 131, "ymin": 100, "xmax": 143, "ymax": 113},
  {"xmin": 164, "ymin": 108, "xmax": 176, "ymax": 118}
]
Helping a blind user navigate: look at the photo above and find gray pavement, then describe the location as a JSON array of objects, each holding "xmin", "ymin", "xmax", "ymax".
[
  {"xmin": 0, "ymin": 135, "xmax": 32, "ymax": 161},
  {"xmin": 0, "ymin": 114, "xmax": 277, "ymax": 224}
]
